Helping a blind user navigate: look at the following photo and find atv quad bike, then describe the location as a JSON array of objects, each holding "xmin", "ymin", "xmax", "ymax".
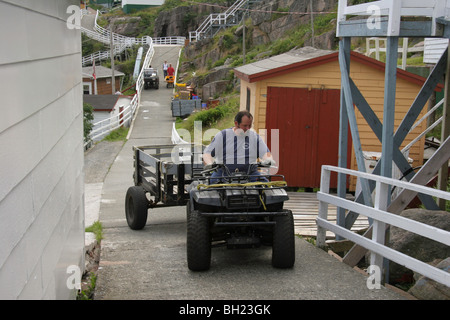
[
  {"xmin": 143, "ymin": 68, "xmax": 159, "ymax": 89},
  {"xmin": 186, "ymin": 162, "xmax": 295, "ymax": 271}
]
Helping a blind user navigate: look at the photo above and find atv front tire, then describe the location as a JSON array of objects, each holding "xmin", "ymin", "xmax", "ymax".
[
  {"xmin": 272, "ymin": 210, "xmax": 295, "ymax": 268},
  {"xmin": 187, "ymin": 210, "xmax": 211, "ymax": 271}
]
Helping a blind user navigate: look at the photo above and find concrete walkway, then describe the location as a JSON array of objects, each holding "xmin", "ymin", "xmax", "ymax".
[{"xmin": 88, "ymin": 46, "xmax": 407, "ymax": 303}]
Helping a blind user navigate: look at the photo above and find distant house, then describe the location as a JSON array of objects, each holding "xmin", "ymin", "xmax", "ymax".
[
  {"xmin": 84, "ymin": 94, "xmax": 120, "ymax": 123},
  {"xmin": 89, "ymin": 0, "xmax": 117, "ymax": 8},
  {"xmin": 234, "ymin": 47, "xmax": 439, "ymax": 189},
  {"xmin": 122, "ymin": 0, "xmax": 165, "ymax": 13},
  {"xmin": 82, "ymin": 65, "xmax": 125, "ymax": 95},
  {"xmin": 83, "ymin": 94, "xmax": 132, "ymax": 141}
]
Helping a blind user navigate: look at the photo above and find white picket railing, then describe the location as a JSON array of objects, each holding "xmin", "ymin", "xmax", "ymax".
[
  {"xmin": 83, "ymin": 10, "xmax": 156, "ymax": 147},
  {"xmin": 82, "ymin": 7, "xmax": 187, "ymax": 147},
  {"xmin": 81, "ymin": 10, "xmax": 185, "ymax": 65},
  {"xmin": 189, "ymin": 0, "xmax": 251, "ymax": 42},
  {"xmin": 316, "ymin": 165, "xmax": 450, "ymax": 288},
  {"xmin": 85, "ymin": 41, "xmax": 155, "ymax": 147},
  {"xmin": 153, "ymin": 37, "xmax": 186, "ymax": 45}
]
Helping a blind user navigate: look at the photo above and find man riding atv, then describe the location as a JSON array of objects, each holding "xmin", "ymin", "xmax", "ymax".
[
  {"xmin": 186, "ymin": 111, "xmax": 295, "ymax": 271},
  {"xmin": 143, "ymin": 68, "xmax": 159, "ymax": 89},
  {"xmin": 202, "ymin": 111, "xmax": 276, "ymax": 180}
]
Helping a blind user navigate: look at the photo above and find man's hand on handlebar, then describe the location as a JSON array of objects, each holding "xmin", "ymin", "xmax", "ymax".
[
  {"xmin": 202, "ymin": 162, "xmax": 218, "ymax": 173},
  {"xmin": 260, "ymin": 157, "xmax": 276, "ymax": 167}
]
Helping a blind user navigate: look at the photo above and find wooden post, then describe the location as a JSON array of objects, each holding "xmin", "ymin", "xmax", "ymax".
[
  {"xmin": 337, "ymin": 37, "xmax": 351, "ymax": 237},
  {"xmin": 381, "ymin": 36, "xmax": 399, "ymax": 204},
  {"xmin": 438, "ymin": 41, "xmax": 450, "ymax": 209},
  {"xmin": 110, "ymin": 25, "xmax": 115, "ymax": 94},
  {"xmin": 339, "ymin": 41, "xmax": 373, "ymax": 207},
  {"xmin": 401, "ymin": 38, "xmax": 408, "ymax": 70}
]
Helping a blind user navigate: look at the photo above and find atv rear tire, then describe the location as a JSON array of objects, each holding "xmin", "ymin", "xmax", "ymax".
[
  {"xmin": 187, "ymin": 210, "xmax": 211, "ymax": 271},
  {"xmin": 125, "ymin": 186, "xmax": 148, "ymax": 230},
  {"xmin": 272, "ymin": 210, "xmax": 295, "ymax": 268}
]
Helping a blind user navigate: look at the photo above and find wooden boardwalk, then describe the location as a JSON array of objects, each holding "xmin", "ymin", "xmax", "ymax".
[{"xmin": 285, "ymin": 192, "xmax": 370, "ymax": 237}]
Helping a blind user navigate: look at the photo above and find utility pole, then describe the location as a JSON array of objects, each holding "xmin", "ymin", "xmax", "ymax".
[
  {"xmin": 243, "ymin": 10, "xmax": 246, "ymax": 65},
  {"xmin": 310, "ymin": 0, "xmax": 315, "ymax": 47},
  {"xmin": 110, "ymin": 25, "xmax": 115, "ymax": 94}
]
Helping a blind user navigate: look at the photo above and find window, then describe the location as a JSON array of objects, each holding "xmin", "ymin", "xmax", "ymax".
[
  {"xmin": 246, "ymin": 87, "xmax": 251, "ymax": 111},
  {"xmin": 83, "ymin": 82, "xmax": 92, "ymax": 94}
]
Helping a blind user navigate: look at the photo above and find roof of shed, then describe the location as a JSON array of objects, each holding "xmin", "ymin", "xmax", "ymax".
[
  {"xmin": 83, "ymin": 94, "xmax": 120, "ymax": 112},
  {"xmin": 82, "ymin": 65, "xmax": 125, "ymax": 79},
  {"xmin": 235, "ymin": 47, "xmax": 332, "ymax": 79},
  {"xmin": 234, "ymin": 46, "xmax": 434, "ymax": 88}
]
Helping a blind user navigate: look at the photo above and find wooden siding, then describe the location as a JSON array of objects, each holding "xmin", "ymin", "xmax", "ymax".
[
  {"xmin": 240, "ymin": 58, "xmax": 427, "ymax": 190},
  {"xmin": 424, "ymin": 38, "xmax": 448, "ymax": 64},
  {"xmin": 266, "ymin": 87, "xmax": 351, "ymax": 187},
  {"xmin": 83, "ymin": 77, "xmax": 122, "ymax": 95},
  {"xmin": 285, "ymin": 192, "xmax": 368, "ymax": 237}
]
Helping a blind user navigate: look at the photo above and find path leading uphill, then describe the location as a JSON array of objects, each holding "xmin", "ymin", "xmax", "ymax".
[{"xmin": 90, "ymin": 45, "xmax": 407, "ymax": 304}]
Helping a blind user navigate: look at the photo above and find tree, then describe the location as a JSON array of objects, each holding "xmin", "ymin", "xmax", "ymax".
[{"xmin": 84, "ymin": 102, "xmax": 94, "ymax": 143}]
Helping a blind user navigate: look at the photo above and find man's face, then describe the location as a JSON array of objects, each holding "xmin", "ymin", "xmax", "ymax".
[{"xmin": 235, "ymin": 115, "xmax": 252, "ymax": 133}]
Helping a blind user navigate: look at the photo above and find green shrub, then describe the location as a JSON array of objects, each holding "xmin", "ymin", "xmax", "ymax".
[
  {"xmin": 103, "ymin": 126, "xmax": 129, "ymax": 142},
  {"xmin": 83, "ymin": 103, "xmax": 94, "ymax": 143},
  {"xmin": 194, "ymin": 105, "xmax": 228, "ymax": 127}
]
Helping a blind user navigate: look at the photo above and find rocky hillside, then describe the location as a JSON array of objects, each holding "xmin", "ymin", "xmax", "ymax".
[
  {"xmin": 179, "ymin": 0, "xmax": 339, "ymax": 99},
  {"xmin": 102, "ymin": 0, "xmax": 341, "ymax": 98}
]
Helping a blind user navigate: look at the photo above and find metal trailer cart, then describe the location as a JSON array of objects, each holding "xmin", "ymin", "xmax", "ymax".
[{"xmin": 125, "ymin": 144, "xmax": 204, "ymax": 230}]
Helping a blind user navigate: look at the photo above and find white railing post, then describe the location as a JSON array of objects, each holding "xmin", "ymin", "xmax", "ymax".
[
  {"xmin": 370, "ymin": 180, "xmax": 389, "ymax": 277},
  {"xmin": 316, "ymin": 165, "xmax": 450, "ymax": 288},
  {"xmin": 316, "ymin": 166, "xmax": 331, "ymax": 249}
]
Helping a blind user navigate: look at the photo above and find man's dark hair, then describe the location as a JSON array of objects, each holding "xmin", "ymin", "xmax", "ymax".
[{"xmin": 234, "ymin": 111, "xmax": 253, "ymax": 124}]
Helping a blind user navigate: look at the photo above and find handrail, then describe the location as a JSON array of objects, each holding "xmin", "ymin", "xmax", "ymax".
[
  {"xmin": 83, "ymin": 31, "xmax": 155, "ymax": 148},
  {"xmin": 82, "ymin": 9, "xmax": 185, "ymax": 147},
  {"xmin": 397, "ymin": 97, "xmax": 443, "ymax": 154},
  {"xmin": 189, "ymin": 0, "xmax": 253, "ymax": 41},
  {"xmin": 81, "ymin": 10, "xmax": 185, "ymax": 65},
  {"xmin": 316, "ymin": 165, "xmax": 450, "ymax": 288},
  {"xmin": 86, "ymin": 41, "xmax": 155, "ymax": 144}
]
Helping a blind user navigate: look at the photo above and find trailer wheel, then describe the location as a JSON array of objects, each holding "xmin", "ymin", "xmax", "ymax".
[
  {"xmin": 187, "ymin": 210, "xmax": 211, "ymax": 271},
  {"xmin": 125, "ymin": 186, "xmax": 148, "ymax": 230},
  {"xmin": 272, "ymin": 210, "xmax": 295, "ymax": 268}
]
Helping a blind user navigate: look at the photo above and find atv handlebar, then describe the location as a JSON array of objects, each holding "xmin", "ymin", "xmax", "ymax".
[{"xmin": 200, "ymin": 162, "xmax": 277, "ymax": 175}]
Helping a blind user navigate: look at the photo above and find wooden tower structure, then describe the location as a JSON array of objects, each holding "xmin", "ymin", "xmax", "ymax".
[{"xmin": 335, "ymin": 1, "xmax": 450, "ymax": 267}]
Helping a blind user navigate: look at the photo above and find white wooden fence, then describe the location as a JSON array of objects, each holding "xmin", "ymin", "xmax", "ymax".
[
  {"xmin": 81, "ymin": 10, "xmax": 184, "ymax": 66},
  {"xmin": 84, "ymin": 38, "xmax": 155, "ymax": 147},
  {"xmin": 316, "ymin": 165, "xmax": 450, "ymax": 288},
  {"xmin": 82, "ymin": 9, "xmax": 185, "ymax": 147},
  {"xmin": 189, "ymin": 0, "xmax": 249, "ymax": 42}
]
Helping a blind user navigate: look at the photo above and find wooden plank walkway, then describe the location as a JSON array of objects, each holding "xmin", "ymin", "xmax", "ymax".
[{"xmin": 285, "ymin": 192, "xmax": 370, "ymax": 238}]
